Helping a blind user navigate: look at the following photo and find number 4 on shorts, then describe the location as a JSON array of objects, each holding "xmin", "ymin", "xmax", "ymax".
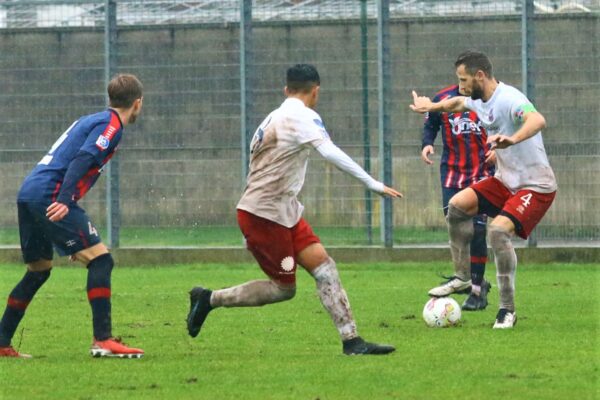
[
  {"xmin": 88, "ymin": 222, "xmax": 98, "ymax": 236},
  {"xmin": 520, "ymin": 193, "xmax": 532, "ymax": 208}
]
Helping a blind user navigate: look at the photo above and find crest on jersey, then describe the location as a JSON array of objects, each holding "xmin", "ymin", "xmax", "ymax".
[{"xmin": 96, "ymin": 135, "xmax": 110, "ymax": 150}]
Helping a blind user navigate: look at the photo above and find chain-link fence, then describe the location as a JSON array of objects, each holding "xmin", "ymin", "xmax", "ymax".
[{"xmin": 0, "ymin": 0, "xmax": 598, "ymax": 248}]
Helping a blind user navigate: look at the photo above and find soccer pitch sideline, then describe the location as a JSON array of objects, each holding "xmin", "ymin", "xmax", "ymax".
[{"xmin": 0, "ymin": 262, "xmax": 598, "ymax": 400}]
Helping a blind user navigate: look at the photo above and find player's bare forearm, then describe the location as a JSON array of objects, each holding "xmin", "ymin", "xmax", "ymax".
[
  {"xmin": 410, "ymin": 91, "xmax": 466, "ymax": 114},
  {"xmin": 431, "ymin": 97, "xmax": 467, "ymax": 113},
  {"xmin": 512, "ymin": 112, "xmax": 546, "ymax": 144},
  {"xmin": 489, "ymin": 112, "xmax": 546, "ymax": 149}
]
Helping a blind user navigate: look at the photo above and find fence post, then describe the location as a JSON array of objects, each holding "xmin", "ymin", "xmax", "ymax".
[
  {"xmin": 522, "ymin": 0, "xmax": 537, "ymax": 248},
  {"xmin": 361, "ymin": 0, "xmax": 373, "ymax": 245},
  {"xmin": 377, "ymin": 0, "xmax": 393, "ymax": 247},
  {"xmin": 104, "ymin": 0, "xmax": 119, "ymax": 248},
  {"xmin": 240, "ymin": 0, "xmax": 253, "ymax": 183}
]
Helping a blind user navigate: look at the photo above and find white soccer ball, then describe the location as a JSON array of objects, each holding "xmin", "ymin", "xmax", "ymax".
[{"xmin": 423, "ymin": 297, "xmax": 462, "ymax": 327}]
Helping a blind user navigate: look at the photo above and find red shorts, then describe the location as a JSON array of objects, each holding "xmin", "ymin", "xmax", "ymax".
[
  {"xmin": 470, "ymin": 177, "xmax": 556, "ymax": 239},
  {"xmin": 237, "ymin": 209, "xmax": 321, "ymax": 285}
]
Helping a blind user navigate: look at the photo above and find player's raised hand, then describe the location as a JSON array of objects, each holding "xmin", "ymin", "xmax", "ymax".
[
  {"xmin": 409, "ymin": 90, "xmax": 433, "ymax": 114},
  {"xmin": 421, "ymin": 145, "xmax": 435, "ymax": 165},
  {"xmin": 382, "ymin": 185, "xmax": 403, "ymax": 199},
  {"xmin": 46, "ymin": 201, "xmax": 69, "ymax": 222},
  {"xmin": 487, "ymin": 134, "xmax": 515, "ymax": 150}
]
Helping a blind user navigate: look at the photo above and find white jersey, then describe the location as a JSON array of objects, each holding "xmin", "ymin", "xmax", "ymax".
[
  {"xmin": 464, "ymin": 82, "xmax": 557, "ymax": 193},
  {"xmin": 237, "ymin": 98, "xmax": 329, "ymax": 228}
]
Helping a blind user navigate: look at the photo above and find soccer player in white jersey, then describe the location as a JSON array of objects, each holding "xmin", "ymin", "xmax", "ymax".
[
  {"xmin": 410, "ymin": 51, "xmax": 557, "ymax": 329},
  {"xmin": 187, "ymin": 64, "xmax": 402, "ymax": 354}
]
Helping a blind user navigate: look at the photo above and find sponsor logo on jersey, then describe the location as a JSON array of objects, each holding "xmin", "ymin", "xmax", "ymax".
[
  {"xmin": 449, "ymin": 116, "xmax": 484, "ymax": 136},
  {"xmin": 96, "ymin": 135, "xmax": 110, "ymax": 150}
]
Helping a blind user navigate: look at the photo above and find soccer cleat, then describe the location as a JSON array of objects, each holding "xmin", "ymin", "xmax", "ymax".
[
  {"xmin": 493, "ymin": 308, "xmax": 517, "ymax": 329},
  {"xmin": 90, "ymin": 337, "xmax": 144, "ymax": 358},
  {"xmin": 0, "ymin": 346, "xmax": 32, "ymax": 359},
  {"xmin": 428, "ymin": 276, "xmax": 472, "ymax": 297},
  {"xmin": 187, "ymin": 286, "xmax": 213, "ymax": 338},
  {"xmin": 342, "ymin": 336, "xmax": 395, "ymax": 355},
  {"xmin": 462, "ymin": 280, "xmax": 492, "ymax": 311}
]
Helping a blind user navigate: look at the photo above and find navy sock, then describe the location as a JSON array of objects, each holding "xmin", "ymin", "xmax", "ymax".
[
  {"xmin": 470, "ymin": 262, "xmax": 486, "ymax": 286},
  {"xmin": 470, "ymin": 220, "xmax": 488, "ymax": 286},
  {"xmin": 0, "ymin": 269, "xmax": 51, "ymax": 347},
  {"xmin": 87, "ymin": 254, "xmax": 114, "ymax": 341}
]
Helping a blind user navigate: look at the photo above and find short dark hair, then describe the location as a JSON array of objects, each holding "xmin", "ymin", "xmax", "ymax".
[
  {"xmin": 286, "ymin": 64, "xmax": 320, "ymax": 93},
  {"xmin": 455, "ymin": 51, "xmax": 493, "ymax": 78},
  {"xmin": 108, "ymin": 73, "xmax": 143, "ymax": 108}
]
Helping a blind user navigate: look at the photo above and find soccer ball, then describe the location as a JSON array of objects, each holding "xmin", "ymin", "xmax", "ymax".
[{"xmin": 422, "ymin": 297, "xmax": 461, "ymax": 327}]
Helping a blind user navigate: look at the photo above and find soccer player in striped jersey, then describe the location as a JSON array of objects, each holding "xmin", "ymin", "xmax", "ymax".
[
  {"xmin": 421, "ymin": 84, "xmax": 495, "ymax": 311},
  {"xmin": 0, "ymin": 74, "xmax": 144, "ymax": 358},
  {"xmin": 187, "ymin": 64, "xmax": 402, "ymax": 355},
  {"xmin": 411, "ymin": 51, "xmax": 557, "ymax": 329}
]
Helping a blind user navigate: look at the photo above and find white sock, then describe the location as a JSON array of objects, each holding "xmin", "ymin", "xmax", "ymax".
[
  {"xmin": 311, "ymin": 258, "xmax": 357, "ymax": 341},
  {"xmin": 489, "ymin": 226, "xmax": 517, "ymax": 311}
]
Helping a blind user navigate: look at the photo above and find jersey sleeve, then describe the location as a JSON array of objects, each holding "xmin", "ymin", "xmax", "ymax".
[
  {"xmin": 509, "ymin": 94, "xmax": 537, "ymax": 124},
  {"xmin": 423, "ymin": 94, "xmax": 443, "ymax": 148},
  {"xmin": 295, "ymin": 111, "xmax": 330, "ymax": 148},
  {"xmin": 80, "ymin": 118, "xmax": 122, "ymax": 164}
]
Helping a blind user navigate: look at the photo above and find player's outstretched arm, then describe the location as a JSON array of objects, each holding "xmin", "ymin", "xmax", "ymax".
[
  {"xmin": 382, "ymin": 185, "xmax": 402, "ymax": 198},
  {"xmin": 313, "ymin": 140, "xmax": 402, "ymax": 198},
  {"xmin": 410, "ymin": 90, "xmax": 467, "ymax": 114}
]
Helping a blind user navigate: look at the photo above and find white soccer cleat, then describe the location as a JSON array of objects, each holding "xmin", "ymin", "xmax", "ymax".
[
  {"xmin": 493, "ymin": 308, "xmax": 517, "ymax": 329},
  {"xmin": 428, "ymin": 276, "xmax": 472, "ymax": 297}
]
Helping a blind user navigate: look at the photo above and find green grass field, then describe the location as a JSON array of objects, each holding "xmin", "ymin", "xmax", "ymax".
[
  {"xmin": 0, "ymin": 262, "xmax": 598, "ymax": 400},
  {"xmin": 0, "ymin": 226, "xmax": 449, "ymax": 247}
]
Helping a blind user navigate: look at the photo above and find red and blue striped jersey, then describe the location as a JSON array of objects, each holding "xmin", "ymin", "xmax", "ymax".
[
  {"xmin": 422, "ymin": 85, "xmax": 494, "ymax": 189},
  {"xmin": 18, "ymin": 109, "xmax": 123, "ymax": 203}
]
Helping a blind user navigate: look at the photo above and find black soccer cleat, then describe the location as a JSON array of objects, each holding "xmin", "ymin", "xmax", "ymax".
[
  {"xmin": 342, "ymin": 336, "xmax": 395, "ymax": 356},
  {"xmin": 187, "ymin": 286, "xmax": 213, "ymax": 338},
  {"xmin": 462, "ymin": 280, "xmax": 492, "ymax": 311}
]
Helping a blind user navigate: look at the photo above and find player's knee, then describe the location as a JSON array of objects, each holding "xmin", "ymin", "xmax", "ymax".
[
  {"xmin": 27, "ymin": 259, "xmax": 52, "ymax": 272},
  {"xmin": 272, "ymin": 281, "xmax": 296, "ymax": 302},
  {"xmin": 87, "ymin": 253, "xmax": 114, "ymax": 274},
  {"xmin": 488, "ymin": 225, "xmax": 512, "ymax": 251},
  {"xmin": 26, "ymin": 268, "xmax": 52, "ymax": 285},
  {"xmin": 447, "ymin": 203, "xmax": 473, "ymax": 224}
]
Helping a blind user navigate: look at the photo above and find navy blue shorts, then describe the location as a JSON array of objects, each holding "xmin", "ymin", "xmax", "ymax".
[{"xmin": 17, "ymin": 201, "xmax": 102, "ymax": 263}]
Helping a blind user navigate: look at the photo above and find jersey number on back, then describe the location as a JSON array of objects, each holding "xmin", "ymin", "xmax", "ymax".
[
  {"xmin": 38, "ymin": 120, "xmax": 78, "ymax": 165},
  {"xmin": 250, "ymin": 116, "xmax": 271, "ymax": 154}
]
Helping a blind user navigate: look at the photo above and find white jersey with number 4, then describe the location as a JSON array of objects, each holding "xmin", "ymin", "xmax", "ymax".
[
  {"xmin": 237, "ymin": 98, "xmax": 329, "ymax": 228},
  {"xmin": 464, "ymin": 82, "xmax": 557, "ymax": 194}
]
